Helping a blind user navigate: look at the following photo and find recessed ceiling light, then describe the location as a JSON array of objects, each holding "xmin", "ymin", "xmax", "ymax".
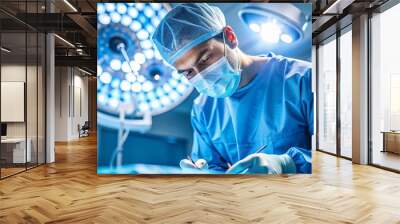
[
  {"xmin": 63, "ymin": 0, "xmax": 78, "ymax": 12},
  {"xmin": 1, "ymin": 47, "xmax": 11, "ymax": 53},
  {"xmin": 54, "ymin": 34, "xmax": 75, "ymax": 48}
]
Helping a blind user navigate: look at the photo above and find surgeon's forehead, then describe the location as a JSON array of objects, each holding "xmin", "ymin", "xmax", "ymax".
[{"xmin": 173, "ymin": 39, "xmax": 215, "ymax": 71}]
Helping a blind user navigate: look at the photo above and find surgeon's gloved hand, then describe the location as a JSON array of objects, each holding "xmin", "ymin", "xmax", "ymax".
[
  {"xmin": 180, "ymin": 158, "xmax": 209, "ymax": 170},
  {"xmin": 226, "ymin": 153, "xmax": 297, "ymax": 174},
  {"xmin": 286, "ymin": 147, "xmax": 312, "ymax": 174}
]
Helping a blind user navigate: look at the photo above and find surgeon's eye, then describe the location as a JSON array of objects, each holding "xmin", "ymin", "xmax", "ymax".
[{"xmin": 199, "ymin": 54, "xmax": 211, "ymax": 65}]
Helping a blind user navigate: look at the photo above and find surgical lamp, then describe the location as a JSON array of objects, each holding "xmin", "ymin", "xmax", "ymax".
[
  {"xmin": 97, "ymin": 3, "xmax": 193, "ymax": 169},
  {"xmin": 239, "ymin": 4, "xmax": 310, "ymax": 44}
]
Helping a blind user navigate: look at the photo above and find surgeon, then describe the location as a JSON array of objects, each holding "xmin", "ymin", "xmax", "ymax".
[{"xmin": 151, "ymin": 3, "xmax": 313, "ymax": 174}]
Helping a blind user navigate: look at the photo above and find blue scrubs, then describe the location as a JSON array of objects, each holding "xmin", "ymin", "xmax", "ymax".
[{"xmin": 190, "ymin": 53, "xmax": 313, "ymax": 171}]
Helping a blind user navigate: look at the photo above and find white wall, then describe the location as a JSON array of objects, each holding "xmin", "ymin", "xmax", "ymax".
[
  {"xmin": 71, "ymin": 73, "xmax": 89, "ymax": 138},
  {"xmin": 54, "ymin": 66, "xmax": 69, "ymax": 141},
  {"xmin": 1, "ymin": 65, "xmax": 35, "ymax": 138},
  {"xmin": 54, "ymin": 67, "xmax": 89, "ymax": 141}
]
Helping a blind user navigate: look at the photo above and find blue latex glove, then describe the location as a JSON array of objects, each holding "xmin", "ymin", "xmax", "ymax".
[
  {"xmin": 179, "ymin": 158, "xmax": 209, "ymax": 170},
  {"xmin": 226, "ymin": 147, "xmax": 312, "ymax": 174},
  {"xmin": 226, "ymin": 153, "xmax": 296, "ymax": 174}
]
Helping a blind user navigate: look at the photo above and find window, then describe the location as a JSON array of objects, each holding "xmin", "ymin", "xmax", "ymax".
[
  {"xmin": 339, "ymin": 29, "xmax": 352, "ymax": 158},
  {"xmin": 371, "ymin": 2, "xmax": 400, "ymax": 171},
  {"xmin": 317, "ymin": 37, "xmax": 337, "ymax": 154}
]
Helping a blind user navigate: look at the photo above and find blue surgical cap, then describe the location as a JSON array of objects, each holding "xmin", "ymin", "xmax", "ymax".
[{"xmin": 151, "ymin": 3, "xmax": 226, "ymax": 65}]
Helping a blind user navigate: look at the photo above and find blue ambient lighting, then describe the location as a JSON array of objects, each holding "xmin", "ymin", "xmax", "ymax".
[{"xmin": 97, "ymin": 3, "xmax": 193, "ymax": 116}]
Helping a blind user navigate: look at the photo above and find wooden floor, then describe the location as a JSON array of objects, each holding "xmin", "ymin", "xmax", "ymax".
[
  {"xmin": 1, "ymin": 167, "xmax": 26, "ymax": 178},
  {"xmin": 1, "ymin": 163, "xmax": 43, "ymax": 178},
  {"xmin": 372, "ymin": 150, "xmax": 400, "ymax": 171},
  {"xmin": 1, "ymin": 135, "xmax": 400, "ymax": 224}
]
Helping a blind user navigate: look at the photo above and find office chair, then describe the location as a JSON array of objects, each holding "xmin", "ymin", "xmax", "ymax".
[{"xmin": 79, "ymin": 121, "xmax": 90, "ymax": 138}]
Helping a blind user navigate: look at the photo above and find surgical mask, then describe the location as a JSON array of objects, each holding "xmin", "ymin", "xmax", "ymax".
[{"xmin": 189, "ymin": 33, "xmax": 241, "ymax": 98}]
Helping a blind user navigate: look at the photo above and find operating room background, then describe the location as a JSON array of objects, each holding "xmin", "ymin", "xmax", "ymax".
[{"xmin": 97, "ymin": 3, "xmax": 312, "ymax": 168}]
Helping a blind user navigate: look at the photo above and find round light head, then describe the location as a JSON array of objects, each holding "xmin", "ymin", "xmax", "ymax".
[
  {"xmin": 239, "ymin": 4, "xmax": 307, "ymax": 44},
  {"xmin": 97, "ymin": 3, "xmax": 193, "ymax": 128}
]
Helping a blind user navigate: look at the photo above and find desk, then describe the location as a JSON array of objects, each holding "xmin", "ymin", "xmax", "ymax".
[
  {"xmin": 1, "ymin": 138, "xmax": 31, "ymax": 163},
  {"xmin": 382, "ymin": 131, "xmax": 400, "ymax": 154}
]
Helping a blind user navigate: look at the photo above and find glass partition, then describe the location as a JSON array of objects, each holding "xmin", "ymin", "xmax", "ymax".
[
  {"xmin": 317, "ymin": 36, "xmax": 337, "ymax": 154},
  {"xmin": 1, "ymin": 30, "xmax": 28, "ymax": 177},
  {"xmin": 0, "ymin": 0, "xmax": 46, "ymax": 179}
]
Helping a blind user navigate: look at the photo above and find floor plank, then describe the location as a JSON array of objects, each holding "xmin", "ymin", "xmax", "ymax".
[{"xmin": 1, "ymin": 134, "xmax": 400, "ymax": 223}]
